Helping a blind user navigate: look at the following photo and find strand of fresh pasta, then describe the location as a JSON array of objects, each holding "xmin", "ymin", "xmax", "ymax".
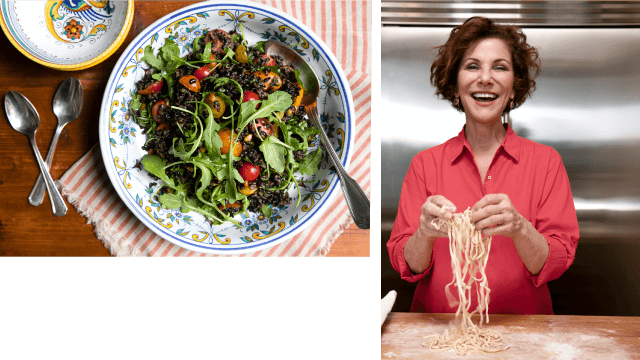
[{"xmin": 422, "ymin": 207, "xmax": 509, "ymax": 356}]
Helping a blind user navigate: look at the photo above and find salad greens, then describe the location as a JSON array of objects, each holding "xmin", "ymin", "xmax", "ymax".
[{"xmin": 129, "ymin": 29, "xmax": 322, "ymax": 226}]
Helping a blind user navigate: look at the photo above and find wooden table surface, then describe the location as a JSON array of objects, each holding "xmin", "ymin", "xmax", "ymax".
[
  {"xmin": 382, "ymin": 312, "xmax": 640, "ymax": 360},
  {"xmin": 0, "ymin": 1, "xmax": 369, "ymax": 257}
]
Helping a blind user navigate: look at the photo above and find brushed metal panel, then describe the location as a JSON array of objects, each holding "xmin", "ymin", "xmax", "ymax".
[
  {"xmin": 382, "ymin": 1, "xmax": 640, "ymax": 26},
  {"xmin": 381, "ymin": 27, "xmax": 640, "ymax": 238}
]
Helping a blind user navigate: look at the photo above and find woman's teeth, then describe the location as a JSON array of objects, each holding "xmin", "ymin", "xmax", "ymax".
[{"xmin": 472, "ymin": 93, "xmax": 498, "ymax": 102}]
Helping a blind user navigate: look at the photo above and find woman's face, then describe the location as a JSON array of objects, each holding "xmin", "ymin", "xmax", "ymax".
[{"xmin": 456, "ymin": 37, "xmax": 515, "ymax": 124}]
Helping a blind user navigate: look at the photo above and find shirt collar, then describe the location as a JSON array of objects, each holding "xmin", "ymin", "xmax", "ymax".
[{"xmin": 446, "ymin": 123, "xmax": 520, "ymax": 163}]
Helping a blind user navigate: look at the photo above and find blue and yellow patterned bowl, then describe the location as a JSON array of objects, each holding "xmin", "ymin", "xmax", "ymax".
[
  {"xmin": 98, "ymin": 2, "xmax": 355, "ymax": 254},
  {"xmin": 0, "ymin": 0, "xmax": 134, "ymax": 71}
]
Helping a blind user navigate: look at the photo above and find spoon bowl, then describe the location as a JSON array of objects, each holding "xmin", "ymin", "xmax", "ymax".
[
  {"xmin": 266, "ymin": 40, "xmax": 320, "ymax": 107},
  {"xmin": 53, "ymin": 78, "xmax": 84, "ymax": 122},
  {"xmin": 5, "ymin": 91, "xmax": 39, "ymax": 135},
  {"xmin": 265, "ymin": 40, "xmax": 370, "ymax": 229},
  {"xmin": 28, "ymin": 78, "xmax": 83, "ymax": 206},
  {"xmin": 5, "ymin": 91, "xmax": 67, "ymax": 217}
]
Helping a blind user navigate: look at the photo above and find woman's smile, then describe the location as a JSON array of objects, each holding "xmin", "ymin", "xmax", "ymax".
[{"xmin": 471, "ymin": 92, "xmax": 500, "ymax": 108}]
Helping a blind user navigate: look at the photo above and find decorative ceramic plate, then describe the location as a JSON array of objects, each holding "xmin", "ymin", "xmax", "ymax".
[
  {"xmin": 0, "ymin": 0, "xmax": 134, "ymax": 71},
  {"xmin": 99, "ymin": 2, "xmax": 354, "ymax": 254}
]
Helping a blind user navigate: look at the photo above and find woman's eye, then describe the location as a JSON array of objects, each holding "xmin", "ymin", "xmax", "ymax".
[{"xmin": 467, "ymin": 64, "xmax": 507, "ymax": 70}]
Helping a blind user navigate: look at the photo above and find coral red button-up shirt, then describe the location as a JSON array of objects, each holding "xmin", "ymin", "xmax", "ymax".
[{"xmin": 387, "ymin": 125, "xmax": 579, "ymax": 315}]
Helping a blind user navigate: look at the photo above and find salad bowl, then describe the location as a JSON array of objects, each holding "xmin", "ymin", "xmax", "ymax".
[
  {"xmin": 99, "ymin": 1, "xmax": 355, "ymax": 254},
  {"xmin": 0, "ymin": 0, "xmax": 134, "ymax": 71}
]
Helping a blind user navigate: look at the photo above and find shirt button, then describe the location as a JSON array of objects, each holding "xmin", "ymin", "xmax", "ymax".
[{"xmin": 487, "ymin": 176, "xmax": 492, "ymax": 180}]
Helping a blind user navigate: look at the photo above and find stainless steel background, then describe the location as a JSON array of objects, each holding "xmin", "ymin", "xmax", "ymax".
[
  {"xmin": 381, "ymin": 25, "xmax": 640, "ymax": 315},
  {"xmin": 382, "ymin": 1, "xmax": 640, "ymax": 26}
]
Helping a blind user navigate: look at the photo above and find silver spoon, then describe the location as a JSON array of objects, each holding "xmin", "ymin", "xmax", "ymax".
[
  {"xmin": 28, "ymin": 78, "xmax": 83, "ymax": 206},
  {"xmin": 266, "ymin": 40, "xmax": 370, "ymax": 229},
  {"xmin": 5, "ymin": 91, "xmax": 67, "ymax": 217}
]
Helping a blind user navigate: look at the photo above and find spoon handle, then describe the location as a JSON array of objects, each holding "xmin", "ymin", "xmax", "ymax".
[
  {"xmin": 28, "ymin": 135, "xmax": 67, "ymax": 217},
  {"xmin": 309, "ymin": 107, "xmax": 370, "ymax": 229},
  {"xmin": 28, "ymin": 124, "xmax": 64, "ymax": 206}
]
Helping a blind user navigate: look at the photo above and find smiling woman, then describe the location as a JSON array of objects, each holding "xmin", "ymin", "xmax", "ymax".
[
  {"xmin": 387, "ymin": 16, "xmax": 579, "ymax": 321},
  {"xmin": 430, "ymin": 17, "xmax": 540, "ymax": 115}
]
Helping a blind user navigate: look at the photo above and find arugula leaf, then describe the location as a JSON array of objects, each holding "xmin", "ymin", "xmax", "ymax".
[
  {"xmin": 141, "ymin": 45, "xmax": 166, "ymax": 70},
  {"xmin": 237, "ymin": 91, "xmax": 293, "ymax": 132},
  {"xmin": 141, "ymin": 155, "xmax": 177, "ymax": 190},
  {"xmin": 157, "ymin": 193, "xmax": 183, "ymax": 209},
  {"xmin": 293, "ymin": 69, "xmax": 307, "ymax": 93},
  {"xmin": 209, "ymin": 77, "xmax": 244, "ymax": 104},
  {"xmin": 169, "ymin": 106, "xmax": 204, "ymax": 160},
  {"xmin": 223, "ymin": 46, "xmax": 238, "ymax": 64},
  {"xmin": 193, "ymin": 35, "xmax": 203, "ymax": 53},
  {"xmin": 180, "ymin": 196, "xmax": 228, "ymax": 224},
  {"xmin": 298, "ymin": 148, "xmax": 323, "ymax": 175},
  {"xmin": 161, "ymin": 39, "xmax": 199, "ymax": 70},
  {"xmin": 224, "ymin": 179, "xmax": 239, "ymax": 202},
  {"xmin": 238, "ymin": 100, "xmax": 260, "ymax": 123},
  {"xmin": 198, "ymin": 101, "xmax": 223, "ymax": 159},
  {"xmin": 191, "ymin": 153, "xmax": 225, "ymax": 175},
  {"xmin": 162, "ymin": 73, "xmax": 177, "ymax": 100},
  {"xmin": 199, "ymin": 41, "xmax": 212, "ymax": 62},
  {"xmin": 253, "ymin": 41, "xmax": 266, "ymax": 53},
  {"xmin": 259, "ymin": 136, "xmax": 290, "ymax": 174},
  {"xmin": 171, "ymin": 138, "xmax": 190, "ymax": 161},
  {"xmin": 191, "ymin": 161, "xmax": 213, "ymax": 199},
  {"xmin": 260, "ymin": 205, "xmax": 272, "ymax": 218},
  {"xmin": 161, "ymin": 39, "xmax": 181, "ymax": 62},
  {"xmin": 292, "ymin": 120, "xmax": 321, "ymax": 149}
]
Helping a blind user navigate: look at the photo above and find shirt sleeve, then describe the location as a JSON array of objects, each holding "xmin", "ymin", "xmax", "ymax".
[
  {"xmin": 527, "ymin": 149, "xmax": 580, "ymax": 286},
  {"xmin": 387, "ymin": 153, "xmax": 434, "ymax": 282}
]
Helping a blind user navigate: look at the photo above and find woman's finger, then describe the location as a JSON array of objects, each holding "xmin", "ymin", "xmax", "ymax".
[
  {"xmin": 428, "ymin": 195, "xmax": 457, "ymax": 219},
  {"xmin": 470, "ymin": 203, "xmax": 502, "ymax": 223},
  {"xmin": 474, "ymin": 213, "xmax": 505, "ymax": 232},
  {"xmin": 471, "ymin": 193, "xmax": 505, "ymax": 212}
]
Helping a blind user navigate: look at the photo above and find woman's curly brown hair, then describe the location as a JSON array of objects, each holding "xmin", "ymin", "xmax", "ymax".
[{"xmin": 430, "ymin": 16, "xmax": 541, "ymax": 113}]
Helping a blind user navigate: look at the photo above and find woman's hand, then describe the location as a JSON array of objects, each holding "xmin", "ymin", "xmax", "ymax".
[
  {"xmin": 417, "ymin": 195, "xmax": 457, "ymax": 239},
  {"xmin": 470, "ymin": 193, "xmax": 549, "ymax": 275},
  {"xmin": 470, "ymin": 193, "xmax": 525, "ymax": 238}
]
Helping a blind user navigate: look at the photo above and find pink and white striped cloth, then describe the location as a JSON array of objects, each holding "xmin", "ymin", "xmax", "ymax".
[{"xmin": 57, "ymin": 0, "xmax": 371, "ymax": 256}]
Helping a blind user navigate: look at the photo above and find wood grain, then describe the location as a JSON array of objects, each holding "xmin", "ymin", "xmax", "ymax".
[
  {"xmin": 0, "ymin": 1, "xmax": 369, "ymax": 257},
  {"xmin": 382, "ymin": 312, "xmax": 640, "ymax": 359}
]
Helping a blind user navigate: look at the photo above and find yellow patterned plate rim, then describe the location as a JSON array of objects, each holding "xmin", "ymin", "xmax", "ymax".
[{"xmin": 0, "ymin": 0, "xmax": 135, "ymax": 71}]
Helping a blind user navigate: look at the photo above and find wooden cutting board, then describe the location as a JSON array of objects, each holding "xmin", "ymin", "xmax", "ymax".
[{"xmin": 382, "ymin": 313, "xmax": 640, "ymax": 360}]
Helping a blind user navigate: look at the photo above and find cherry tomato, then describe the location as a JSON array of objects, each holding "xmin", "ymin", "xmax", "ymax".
[
  {"xmin": 235, "ymin": 44, "xmax": 248, "ymax": 63},
  {"xmin": 254, "ymin": 54, "xmax": 275, "ymax": 67},
  {"xmin": 242, "ymin": 91, "xmax": 260, "ymax": 109},
  {"xmin": 194, "ymin": 66, "xmax": 211, "ymax": 81},
  {"xmin": 239, "ymin": 163, "xmax": 260, "ymax": 182},
  {"xmin": 239, "ymin": 184, "xmax": 257, "ymax": 196},
  {"xmin": 250, "ymin": 118, "xmax": 274, "ymax": 137},
  {"xmin": 254, "ymin": 71, "xmax": 282, "ymax": 91},
  {"xmin": 138, "ymin": 79, "xmax": 163, "ymax": 95},
  {"xmin": 179, "ymin": 75, "xmax": 201, "ymax": 92},
  {"xmin": 217, "ymin": 201, "xmax": 242, "ymax": 211},
  {"xmin": 218, "ymin": 128, "xmax": 242, "ymax": 157},
  {"xmin": 205, "ymin": 54, "xmax": 218, "ymax": 70},
  {"xmin": 205, "ymin": 29, "xmax": 234, "ymax": 55},
  {"xmin": 151, "ymin": 100, "xmax": 168, "ymax": 123},
  {"xmin": 291, "ymin": 83, "xmax": 304, "ymax": 108},
  {"xmin": 205, "ymin": 93, "xmax": 226, "ymax": 118}
]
